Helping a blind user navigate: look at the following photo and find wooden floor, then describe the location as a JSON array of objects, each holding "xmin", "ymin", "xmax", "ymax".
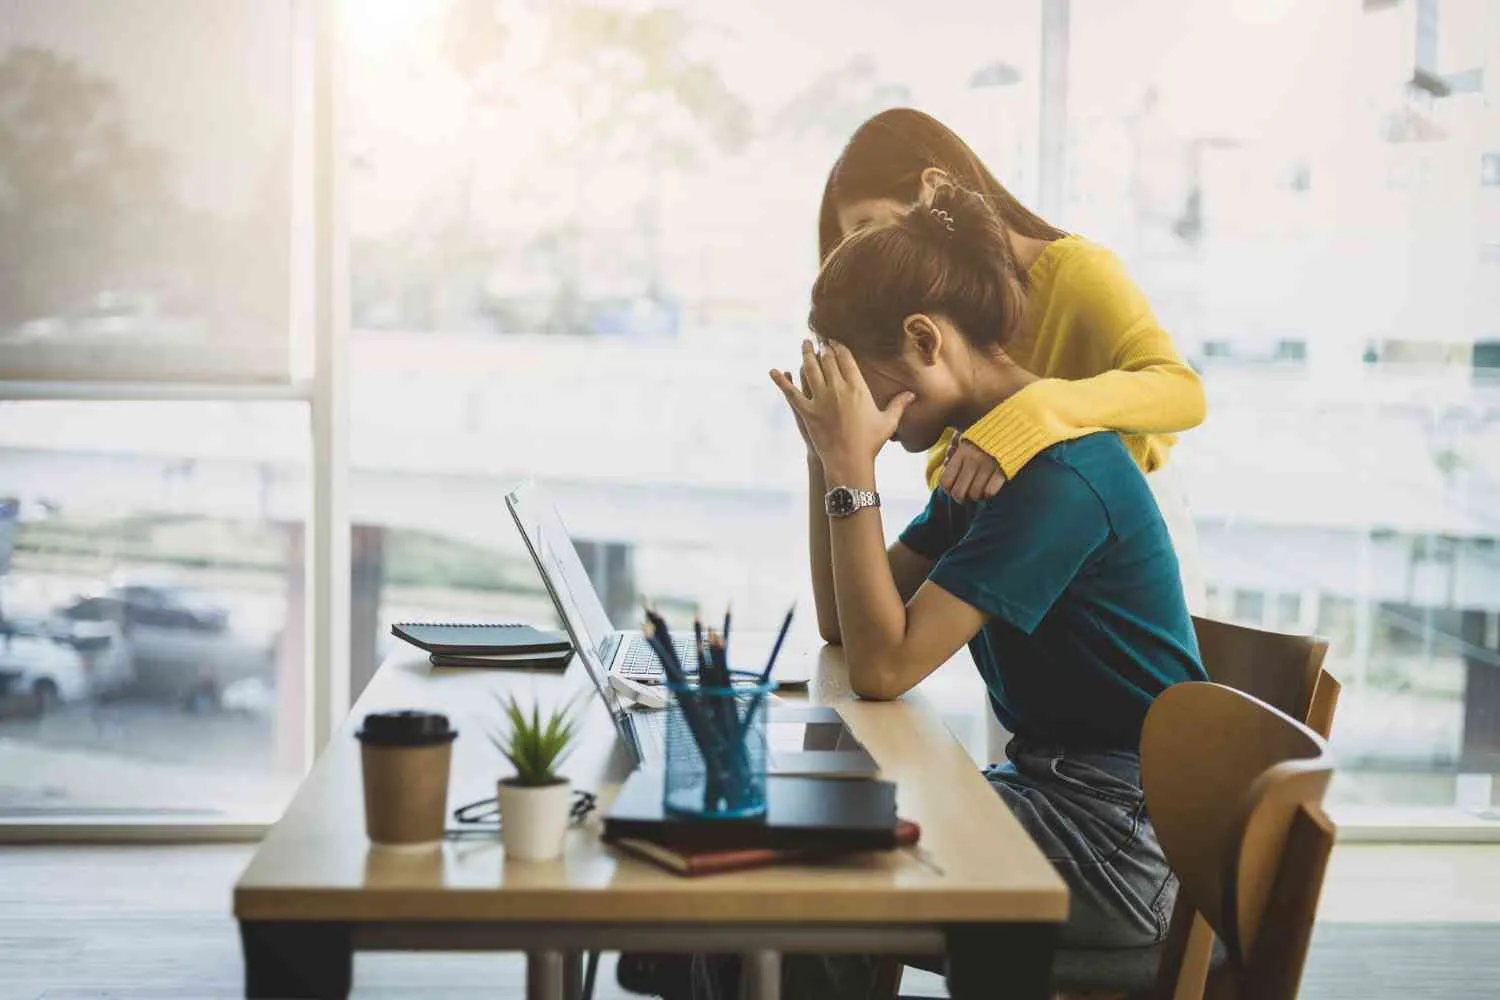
[{"xmin": 1, "ymin": 844, "xmax": 1496, "ymax": 999}]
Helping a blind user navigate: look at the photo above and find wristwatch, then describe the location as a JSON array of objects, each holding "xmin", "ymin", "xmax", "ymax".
[{"xmin": 825, "ymin": 485, "xmax": 881, "ymax": 518}]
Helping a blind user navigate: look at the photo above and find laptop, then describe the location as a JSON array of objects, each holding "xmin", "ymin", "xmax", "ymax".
[{"xmin": 505, "ymin": 481, "xmax": 879, "ymax": 778}]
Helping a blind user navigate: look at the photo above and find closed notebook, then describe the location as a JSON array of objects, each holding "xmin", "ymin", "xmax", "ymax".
[
  {"xmin": 602, "ymin": 771, "xmax": 901, "ymax": 852},
  {"xmin": 611, "ymin": 818, "xmax": 921, "ymax": 877},
  {"xmin": 429, "ymin": 648, "xmax": 573, "ymax": 671},
  {"xmin": 391, "ymin": 621, "xmax": 571, "ymax": 656}
]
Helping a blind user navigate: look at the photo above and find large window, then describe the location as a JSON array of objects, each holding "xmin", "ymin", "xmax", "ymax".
[
  {"xmin": 1067, "ymin": 0, "xmax": 1500, "ymax": 824},
  {"xmin": 0, "ymin": 402, "xmax": 307, "ymax": 819},
  {"xmin": 345, "ymin": 0, "xmax": 1500, "ymax": 827},
  {"xmin": 2, "ymin": 0, "xmax": 1496, "ymax": 831}
]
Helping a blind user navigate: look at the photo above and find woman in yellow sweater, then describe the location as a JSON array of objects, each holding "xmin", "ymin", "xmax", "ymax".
[{"xmin": 819, "ymin": 108, "xmax": 1207, "ymax": 609}]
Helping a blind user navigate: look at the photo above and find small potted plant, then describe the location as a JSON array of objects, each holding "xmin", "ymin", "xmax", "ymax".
[{"xmin": 489, "ymin": 692, "xmax": 581, "ymax": 862}]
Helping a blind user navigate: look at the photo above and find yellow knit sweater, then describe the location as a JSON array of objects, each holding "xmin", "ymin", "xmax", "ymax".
[{"xmin": 925, "ymin": 236, "xmax": 1206, "ymax": 489}]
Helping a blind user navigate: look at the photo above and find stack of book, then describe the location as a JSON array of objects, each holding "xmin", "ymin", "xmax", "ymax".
[
  {"xmin": 391, "ymin": 621, "xmax": 573, "ymax": 670},
  {"xmin": 602, "ymin": 770, "xmax": 920, "ymax": 876}
]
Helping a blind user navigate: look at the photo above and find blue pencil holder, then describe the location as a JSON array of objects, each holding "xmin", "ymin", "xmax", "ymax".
[{"xmin": 663, "ymin": 671, "xmax": 774, "ymax": 820}]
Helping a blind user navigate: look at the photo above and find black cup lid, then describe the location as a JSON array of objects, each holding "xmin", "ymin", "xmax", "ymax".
[{"xmin": 356, "ymin": 710, "xmax": 457, "ymax": 747}]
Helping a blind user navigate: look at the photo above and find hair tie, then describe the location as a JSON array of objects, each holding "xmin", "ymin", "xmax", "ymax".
[{"xmin": 929, "ymin": 207, "xmax": 955, "ymax": 234}]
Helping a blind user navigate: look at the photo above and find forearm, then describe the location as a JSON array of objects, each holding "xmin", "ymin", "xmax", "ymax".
[
  {"xmin": 963, "ymin": 363, "xmax": 1203, "ymax": 477},
  {"xmin": 822, "ymin": 459, "xmax": 910, "ymax": 699},
  {"xmin": 807, "ymin": 457, "xmax": 841, "ymax": 643}
]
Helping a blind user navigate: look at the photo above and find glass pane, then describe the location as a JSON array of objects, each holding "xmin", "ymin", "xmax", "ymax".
[
  {"xmin": 1068, "ymin": 0, "xmax": 1500, "ymax": 827},
  {"xmin": 0, "ymin": 1, "xmax": 293, "ymax": 382},
  {"xmin": 344, "ymin": 0, "xmax": 1035, "ymax": 732},
  {"xmin": 0, "ymin": 401, "xmax": 307, "ymax": 819}
]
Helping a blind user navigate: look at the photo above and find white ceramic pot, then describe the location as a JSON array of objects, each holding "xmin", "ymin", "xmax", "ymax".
[{"xmin": 497, "ymin": 778, "xmax": 572, "ymax": 862}]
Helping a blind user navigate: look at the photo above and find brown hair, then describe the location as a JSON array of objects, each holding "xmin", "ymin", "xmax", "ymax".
[
  {"xmin": 809, "ymin": 181, "xmax": 1026, "ymax": 359},
  {"xmin": 818, "ymin": 107, "xmax": 1065, "ymax": 262}
]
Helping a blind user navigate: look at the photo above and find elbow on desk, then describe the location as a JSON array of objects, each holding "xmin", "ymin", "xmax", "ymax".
[{"xmin": 850, "ymin": 667, "xmax": 908, "ymax": 702}]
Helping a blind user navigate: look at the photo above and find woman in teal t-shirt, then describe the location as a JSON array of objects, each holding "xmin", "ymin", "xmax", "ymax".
[{"xmin": 770, "ymin": 180, "xmax": 1208, "ymax": 978}]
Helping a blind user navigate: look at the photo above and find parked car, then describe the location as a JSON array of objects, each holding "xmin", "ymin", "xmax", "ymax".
[
  {"xmin": 67, "ymin": 580, "xmax": 230, "ymax": 633},
  {"xmin": 0, "ymin": 628, "xmax": 88, "ymax": 710},
  {"xmin": 0, "ymin": 617, "xmax": 131, "ymax": 713},
  {"xmin": 11, "ymin": 291, "xmax": 204, "ymax": 343},
  {"xmin": 57, "ymin": 581, "xmax": 275, "ymax": 711}
]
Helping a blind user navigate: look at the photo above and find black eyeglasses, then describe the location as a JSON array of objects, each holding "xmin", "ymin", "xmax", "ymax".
[{"xmin": 448, "ymin": 789, "xmax": 598, "ymax": 837}]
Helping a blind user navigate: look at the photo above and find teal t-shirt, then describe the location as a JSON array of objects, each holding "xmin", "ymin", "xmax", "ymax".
[{"xmin": 899, "ymin": 432, "xmax": 1205, "ymax": 751}]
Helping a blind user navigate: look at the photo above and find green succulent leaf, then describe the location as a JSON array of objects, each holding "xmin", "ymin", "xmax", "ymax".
[{"xmin": 487, "ymin": 691, "xmax": 582, "ymax": 787}]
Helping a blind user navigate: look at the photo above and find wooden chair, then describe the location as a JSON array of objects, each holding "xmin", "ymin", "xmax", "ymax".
[
  {"xmin": 1048, "ymin": 619, "xmax": 1342, "ymax": 998},
  {"xmin": 1048, "ymin": 682, "xmax": 1336, "ymax": 1000},
  {"xmin": 1190, "ymin": 616, "xmax": 1340, "ymax": 741},
  {"xmin": 1139, "ymin": 682, "xmax": 1335, "ymax": 1000},
  {"xmin": 891, "ymin": 618, "xmax": 1343, "ymax": 999}
]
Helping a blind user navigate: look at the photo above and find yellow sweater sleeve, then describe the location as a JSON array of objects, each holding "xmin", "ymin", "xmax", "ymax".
[{"xmin": 959, "ymin": 249, "xmax": 1206, "ymax": 480}]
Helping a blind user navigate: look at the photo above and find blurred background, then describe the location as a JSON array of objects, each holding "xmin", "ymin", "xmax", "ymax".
[{"xmin": 0, "ymin": 0, "xmax": 1497, "ymax": 832}]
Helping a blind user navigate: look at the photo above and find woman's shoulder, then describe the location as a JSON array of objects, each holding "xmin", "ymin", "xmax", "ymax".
[
  {"xmin": 1030, "ymin": 235, "xmax": 1130, "ymax": 291},
  {"xmin": 1029, "ymin": 236, "xmax": 1152, "ymax": 330}
]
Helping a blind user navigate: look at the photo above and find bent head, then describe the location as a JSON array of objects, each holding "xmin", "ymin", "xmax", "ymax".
[{"xmin": 809, "ymin": 183, "xmax": 1027, "ymax": 453}]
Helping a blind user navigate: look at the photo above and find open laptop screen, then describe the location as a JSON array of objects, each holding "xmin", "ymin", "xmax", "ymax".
[{"xmin": 504, "ymin": 482, "xmax": 631, "ymax": 724}]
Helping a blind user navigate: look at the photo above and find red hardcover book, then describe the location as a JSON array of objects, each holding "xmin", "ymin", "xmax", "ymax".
[{"xmin": 610, "ymin": 818, "xmax": 922, "ymax": 877}]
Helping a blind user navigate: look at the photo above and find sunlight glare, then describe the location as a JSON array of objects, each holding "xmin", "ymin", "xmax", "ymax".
[{"xmin": 343, "ymin": 0, "xmax": 441, "ymax": 57}]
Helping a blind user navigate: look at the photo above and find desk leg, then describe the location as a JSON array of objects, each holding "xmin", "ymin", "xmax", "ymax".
[
  {"xmin": 563, "ymin": 950, "xmax": 584, "ymax": 1000},
  {"xmin": 945, "ymin": 922, "xmax": 1056, "ymax": 1000},
  {"xmin": 740, "ymin": 950, "xmax": 781, "ymax": 1000},
  {"xmin": 239, "ymin": 920, "xmax": 351, "ymax": 999},
  {"xmin": 528, "ymin": 949, "xmax": 565, "ymax": 1000}
]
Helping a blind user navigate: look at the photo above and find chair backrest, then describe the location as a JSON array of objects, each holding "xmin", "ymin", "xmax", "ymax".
[
  {"xmin": 1144, "ymin": 682, "xmax": 1336, "ymax": 1000},
  {"xmin": 1191, "ymin": 616, "xmax": 1332, "ymax": 737}
]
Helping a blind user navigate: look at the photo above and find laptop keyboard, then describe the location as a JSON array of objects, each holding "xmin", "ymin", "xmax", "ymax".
[
  {"xmin": 616, "ymin": 634, "xmax": 697, "ymax": 681},
  {"xmin": 633, "ymin": 708, "xmax": 667, "ymax": 759}
]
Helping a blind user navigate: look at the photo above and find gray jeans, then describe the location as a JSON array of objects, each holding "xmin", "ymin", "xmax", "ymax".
[{"xmin": 987, "ymin": 737, "xmax": 1176, "ymax": 949}]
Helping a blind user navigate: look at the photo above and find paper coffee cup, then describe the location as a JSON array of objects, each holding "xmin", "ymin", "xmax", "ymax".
[{"xmin": 356, "ymin": 710, "xmax": 457, "ymax": 848}]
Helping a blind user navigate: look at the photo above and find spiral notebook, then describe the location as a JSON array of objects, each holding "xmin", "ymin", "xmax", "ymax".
[{"xmin": 391, "ymin": 621, "xmax": 572, "ymax": 657}]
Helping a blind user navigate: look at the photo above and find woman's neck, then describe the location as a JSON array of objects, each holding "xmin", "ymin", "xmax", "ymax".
[
  {"xmin": 1009, "ymin": 232, "xmax": 1050, "ymax": 272},
  {"xmin": 954, "ymin": 351, "xmax": 1038, "ymax": 429}
]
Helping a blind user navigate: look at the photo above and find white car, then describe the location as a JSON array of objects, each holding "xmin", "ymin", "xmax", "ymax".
[
  {"xmin": 0, "ymin": 631, "xmax": 90, "ymax": 709},
  {"xmin": 0, "ymin": 620, "xmax": 133, "ymax": 711}
]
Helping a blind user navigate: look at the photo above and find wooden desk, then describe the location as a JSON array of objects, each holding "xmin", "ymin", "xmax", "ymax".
[{"xmin": 234, "ymin": 642, "xmax": 1067, "ymax": 999}]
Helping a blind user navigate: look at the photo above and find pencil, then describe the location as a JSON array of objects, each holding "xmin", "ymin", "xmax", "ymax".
[
  {"xmin": 644, "ymin": 618, "xmax": 728, "ymax": 786},
  {"xmin": 759, "ymin": 604, "xmax": 795, "ymax": 684}
]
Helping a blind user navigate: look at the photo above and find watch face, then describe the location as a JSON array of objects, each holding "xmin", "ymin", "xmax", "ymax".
[{"xmin": 827, "ymin": 487, "xmax": 856, "ymax": 516}]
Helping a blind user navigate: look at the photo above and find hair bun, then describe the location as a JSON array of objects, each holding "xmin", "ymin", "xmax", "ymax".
[
  {"xmin": 928, "ymin": 206, "xmax": 957, "ymax": 233},
  {"xmin": 919, "ymin": 181, "xmax": 992, "ymax": 244}
]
